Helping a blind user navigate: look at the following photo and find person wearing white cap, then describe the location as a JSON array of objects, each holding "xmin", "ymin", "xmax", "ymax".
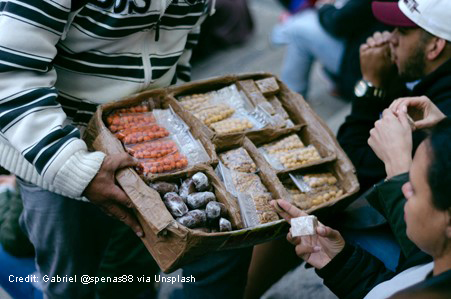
[{"xmin": 337, "ymin": 0, "xmax": 451, "ymax": 193}]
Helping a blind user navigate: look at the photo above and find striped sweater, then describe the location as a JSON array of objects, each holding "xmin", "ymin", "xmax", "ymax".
[{"xmin": 0, "ymin": 0, "xmax": 211, "ymax": 199}]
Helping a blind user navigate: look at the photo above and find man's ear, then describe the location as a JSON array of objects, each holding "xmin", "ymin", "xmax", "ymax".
[{"xmin": 426, "ymin": 38, "xmax": 447, "ymax": 60}]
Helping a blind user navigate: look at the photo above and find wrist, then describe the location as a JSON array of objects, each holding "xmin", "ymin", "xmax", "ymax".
[{"xmin": 385, "ymin": 155, "xmax": 412, "ymax": 179}]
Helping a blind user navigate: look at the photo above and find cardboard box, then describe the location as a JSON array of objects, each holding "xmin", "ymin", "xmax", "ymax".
[{"xmin": 84, "ymin": 73, "xmax": 359, "ymax": 272}]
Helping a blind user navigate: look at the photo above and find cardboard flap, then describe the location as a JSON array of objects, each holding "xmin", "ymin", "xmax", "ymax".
[{"xmin": 116, "ymin": 168, "xmax": 174, "ymax": 235}]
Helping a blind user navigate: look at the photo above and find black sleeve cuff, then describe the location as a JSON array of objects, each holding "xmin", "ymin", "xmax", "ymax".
[{"xmin": 316, "ymin": 243, "xmax": 355, "ymax": 280}]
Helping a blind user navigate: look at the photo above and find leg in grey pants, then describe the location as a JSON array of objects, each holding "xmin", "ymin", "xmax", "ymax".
[
  {"xmin": 18, "ymin": 179, "xmax": 114, "ymax": 299},
  {"xmin": 18, "ymin": 179, "xmax": 252, "ymax": 299}
]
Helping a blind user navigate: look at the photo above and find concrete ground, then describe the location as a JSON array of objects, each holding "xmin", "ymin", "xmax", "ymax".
[{"xmin": 158, "ymin": 0, "xmax": 350, "ymax": 298}]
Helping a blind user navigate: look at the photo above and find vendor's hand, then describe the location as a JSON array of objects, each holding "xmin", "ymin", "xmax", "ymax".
[
  {"xmin": 272, "ymin": 199, "xmax": 345, "ymax": 269},
  {"xmin": 83, "ymin": 153, "xmax": 143, "ymax": 237},
  {"xmin": 368, "ymin": 109, "xmax": 413, "ymax": 178},
  {"xmin": 360, "ymin": 31, "xmax": 397, "ymax": 88},
  {"xmin": 389, "ymin": 96, "xmax": 446, "ymax": 130}
]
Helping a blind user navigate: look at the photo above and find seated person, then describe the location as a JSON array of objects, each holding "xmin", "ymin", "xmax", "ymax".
[
  {"xmin": 274, "ymin": 116, "xmax": 451, "ymax": 299},
  {"xmin": 337, "ymin": 0, "xmax": 451, "ymax": 192},
  {"xmin": 272, "ymin": 0, "xmax": 386, "ymax": 99}
]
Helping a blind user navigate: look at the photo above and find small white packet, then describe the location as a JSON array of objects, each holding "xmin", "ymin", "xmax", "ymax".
[{"xmin": 291, "ymin": 215, "xmax": 318, "ymax": 237}]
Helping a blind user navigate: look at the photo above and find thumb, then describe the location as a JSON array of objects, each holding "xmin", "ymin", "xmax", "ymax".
[
  {"xmin": 398, "ymin": 106, "xmax": 413, "ymax": 130},
  {"xmin": 271, "ymin": 199, "xmax": 306, "ymax": 223},
  {"xmin": 112, "ymin": 153, "xmax": 139, "ymax": 170}
]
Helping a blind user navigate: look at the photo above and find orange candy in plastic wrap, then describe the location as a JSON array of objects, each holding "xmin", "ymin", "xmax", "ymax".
[
  {"xmin": 115, "ymin": 124, "xmax": 169, "ymax": 144},
  {"xmin": 126, "ymin": 140, "xmax": 178, "ymax": 159},
  {"xmin": 138, "ymin": 152, "xmax": 189, "ymax": 174}
]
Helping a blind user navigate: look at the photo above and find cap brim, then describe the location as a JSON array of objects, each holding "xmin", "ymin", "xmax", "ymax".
[{"xmin": 372, "ymin": 1, "xmax": 418, "ymax": 27}]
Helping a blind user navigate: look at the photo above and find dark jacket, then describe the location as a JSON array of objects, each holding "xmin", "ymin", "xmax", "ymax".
[
  {"xmin": 337, "ymin": 58, "xmax": 451, "ymax": 192},
  {"xmin": 316, "ymin": 173, "xmax": 434, "ymax": 299},
  {"xmin": 318, "ymin": 0, "xmax": 388, "ymax": 98},
  {"xmin": 0, "ymin": 188, "xmax": 34, "ymax": 257}
]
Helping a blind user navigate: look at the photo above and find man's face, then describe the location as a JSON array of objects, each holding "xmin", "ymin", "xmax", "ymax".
[
  {"xmin": 389, "ymin": 27, "xmax": 428, "ymax": 82},
  {"xmin": 402, "ymin": 142, "xmax": 448, "ymax": 257}
]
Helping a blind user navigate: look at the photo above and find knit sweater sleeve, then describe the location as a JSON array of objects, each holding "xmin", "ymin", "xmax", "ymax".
[{"xmin": 0, "ymin": 0, "xmax": 105, "ymax": 199}]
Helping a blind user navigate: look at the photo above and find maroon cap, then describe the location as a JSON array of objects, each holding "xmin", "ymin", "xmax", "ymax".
[{"xmin": 372, "ymin": 1, "xmax": 418, "ymax": 27}]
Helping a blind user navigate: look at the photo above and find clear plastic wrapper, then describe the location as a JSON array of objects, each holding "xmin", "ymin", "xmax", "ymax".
[
  {"xmin": 148, "ymin": 181, "xmax": 179, "ymax": 196},
  {"xmin": 287, "ymin": 173, "xmax": 344, "ymax": 210},
  {"xmin": 206, "ymin": 202, "xmax": 226, "ymax": 220},
  {"xmin": 263, "ymin": 145, "xmax": 321, "ymax": 170},
  {"xmin": 252, "ymin": 192, "xmax": 273, "ymax": 211},
  {"xmin": 125, "ymin": 139, "xmax": 178, "ymax": 159},
  {"xmin": 232, "ymin": 171, "xmax": 268, "ymax": 195},
  {"xmin": 172, "ymin": 130, "xmax": 210, "ymax": 166},
  {"xmin": 178, "ymin": 93, "xmax": 213, "ymax": 111},
  {"xmin": 258, "ymin": 101, "xmax": 276, "ymax": 116},
  {"xmin": 192, "ymin": 172, "xmax": 209, "ymax": 191},
  {"xmin": 114, "ymin": 102, "xmax": 151, "ymax": 113},
  {"xmin": 210, "ymin": 117, "xmax": 254, "ymax": 134},
  {"xmin": 302, "ymin": 172, "xmax": 338, "ymax": 188},
  {"xmin": 219, "ymin": 217, "xmax": 232, "ymax": 232},
  {"xmin": 163, "ymin": 192, "xmax": 188, "ymax": 217},
  {"xmin": 261, "ymin": 134, "xmax": 305, "ymax": 154},
  {"xmin": 138, "ymin": 152, "xmax": 188, "ymax": 175},
  {"xmin": 236, "ymin": 193, "xmax": 259, "ymax": 228},
  {"xmin": 247, "ymin": 106, "xmax": 273, "ymax": 128},
  {"xmin": 192, "ymin": 104, "xmax": 235, "ymax": 126},
  {"xmin": 153, "ymin": 106, "xmax": 189, "ymax": 134},
  {"xmin": 271, "ymin": 114, "xmax": 288, "ymax": 128},
  {"xmin": 285, "ymin": 119, "xmax": 295, "ymax": 128},
  {"xmin": 257, "ymin": 210, "xmax": 280, "ymax": 224},
  {"xmin": 215, "ymin": 162, "xmax": 238, "ymax": 197},
  {"xmin": 106, "ymin": 112, "xmax": 156, "ymax": 132},
  {"xmin": 176, "ymin": 209, "xmax": 207, "ymax": 229},
  {"xmin": 179, "ymin": 178, "xmax": 197, "ymax": 200},
  {"xmin": 116, "ymin": 124, "xmax": 170, "ymax": 144},
  {"xmin": 186, "ymin": 192, "xmax": 216, "ymax": 209},
  {"xmin": 219, "ymin": 148, "xmax": 257, "ymax": 173},
  {"xmin": 212, "ymin": 84, "xmax": 246, "ymax": 110}
]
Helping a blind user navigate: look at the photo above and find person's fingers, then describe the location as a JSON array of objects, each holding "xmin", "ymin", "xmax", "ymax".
[
  {"xmin": 273, "ymin": 199, "xmax": 306, "ymax": 222},
  {"xmin": 110, "ymin": 185, "xmax": 134, "ymax": 208},
  {"xmin": 286, "ymin": 231, "xmax": 293, "ymax": 244},
  {"xmin": 103, "ymin": 202, "xmax": 143, "ymax": 237},
  {"xmin": 413, "ymin": 119, "xmax": 430, "ymax": 130},
  {"xmin": 389, "ymin": 98, "xmax": 407, "ymax": 114},
  {"xmin": 112, "ymin": 153, "xmax": 139, "ymax": 171},
  {"xmin": 397, "ymin": 106, "xmax": 413, "ymax": 130},
  {"xmin": 360, "ymin": 43, "xmax": 369, "ymax": 53},
  {"xmin": 382, "ymin": 30, "xmax": 392, "ymax": 42},
  {"xmin": 295, "ymin": 243, "xmax": 320, "ymax": 260},
  {"xmin": 373, "ymin": 32, "xmax": 383, "ymax": 45},
  {"xmin": 382, "ymin": 108, "xmax": 393, "ymax": 118},
  {"xmin": 366, "ymin": 37, "xmax": 376, "ymax": 47},
  {"xmin": 286, "ymin": 231, "xmax": 302, "ymax": 246},
  {"xmin": 316, "ymin": 225, "xmax": 341, "ymax": 241}
]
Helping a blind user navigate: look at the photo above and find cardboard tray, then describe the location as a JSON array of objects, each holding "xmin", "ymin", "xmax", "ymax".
[{"xmin": 84, "ymin": 73, "xmax": 359, "ymax": 272}]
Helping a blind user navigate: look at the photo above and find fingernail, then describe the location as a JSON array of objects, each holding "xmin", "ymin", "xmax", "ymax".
[
  {"xmin": 402, "ymin": 105, "xmax": 407, "ymax": 113},
  {"xmin": 317, "ymin": 227, "xmax": 326, "ymax": 235},
  {"xmin": 313, "ymin": 246, "xmax": 321, "ymax": 252},
  {"xmin": 136, "ymin": 231, "xmax": 143, "ymax": 238}
]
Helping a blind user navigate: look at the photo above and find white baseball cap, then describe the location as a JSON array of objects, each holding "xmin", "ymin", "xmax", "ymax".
[{"xmin": 372, "ymin": 0, "xmax": 451, "ymax": 42}]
